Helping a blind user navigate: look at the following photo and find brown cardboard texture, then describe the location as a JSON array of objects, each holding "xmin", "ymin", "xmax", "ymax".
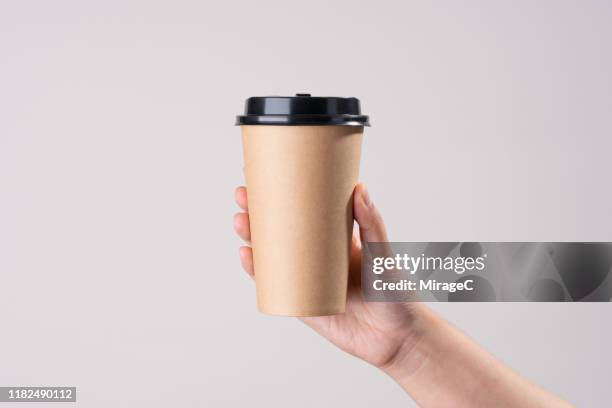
[{"xmin": 241, "ymin": 125, "xmax": 363, "ymax": 316}]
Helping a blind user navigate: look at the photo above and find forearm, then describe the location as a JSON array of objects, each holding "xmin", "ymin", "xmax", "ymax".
[{"xmin": 382, "ymin": 306, "xmax": 573, "ymax": 408}]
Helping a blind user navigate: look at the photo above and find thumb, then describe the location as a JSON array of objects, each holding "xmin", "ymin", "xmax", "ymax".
[
  {"xmin": 354, "ymin": 183, "xmax": 388, "ymax": 244},
  {"xmin": 354, "ymin": 184, "xmax": 404, "ymax": 303}
]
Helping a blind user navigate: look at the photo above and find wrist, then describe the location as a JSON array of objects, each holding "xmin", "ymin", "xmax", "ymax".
[{"xmin": 379, "ymin": 304, "xmax": 434, "ymax": 381}]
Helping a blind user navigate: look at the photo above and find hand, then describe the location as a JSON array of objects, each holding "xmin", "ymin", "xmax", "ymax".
[
  {"xmin": 234, "ymin": 183, "xmax": 424, "ymax": 370},
  {"xmin": 235, "ymin": 183, "xmax": 574, "ymax": 407}
]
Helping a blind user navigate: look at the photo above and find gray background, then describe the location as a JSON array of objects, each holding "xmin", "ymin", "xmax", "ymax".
[{"xmin": 1, "ymin": 1, "xmax": 611, "ymax": 406}]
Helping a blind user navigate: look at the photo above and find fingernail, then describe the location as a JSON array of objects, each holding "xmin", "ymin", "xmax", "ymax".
[{"xmin": 362, "ymin": 185, "xmax": 372, "ymax": 207}]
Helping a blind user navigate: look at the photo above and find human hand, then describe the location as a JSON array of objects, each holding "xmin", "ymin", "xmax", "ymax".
[
  {"xmin": 234, "ymin": 183, "xmax": 425, "ymax": 370},
  {"xmin": 235, "ymin": 184, "xmax": 574, "ymax": 407}
]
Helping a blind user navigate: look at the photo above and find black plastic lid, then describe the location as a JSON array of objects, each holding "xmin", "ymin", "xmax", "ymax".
[{"xmin": 236, "ymin": 94, "xmax": 370, "ymax": 126}]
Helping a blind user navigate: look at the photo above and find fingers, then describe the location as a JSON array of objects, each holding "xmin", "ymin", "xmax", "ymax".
[
  {"xmin": 239, "ymin": 246, "xmax": 254, "ymax": 278},
  {"xmin": 235, "ymin": 186, "xmax": 248, "ymax": 211},
  {"xmin": 234, "ymin": 185, "xmax": 251, "ymax": 242},
  {"xmin": 233, "ymin": 212, "xmax": 251, "ymax": 242},
  {"xmin": 353, "ymin": 183, "xmax": 388, "ymax": 244},
  {"xmin": 235, "ymin": 185, "xmax": 254, "ymax": 277}
]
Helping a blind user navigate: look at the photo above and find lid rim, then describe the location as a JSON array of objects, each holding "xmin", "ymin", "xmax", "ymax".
[{"xmin": 236, "ymin": 114, "xmax": 370, "ymax": 126}]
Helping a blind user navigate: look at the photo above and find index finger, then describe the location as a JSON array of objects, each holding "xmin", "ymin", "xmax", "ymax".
[{"xmin": 235, "ymin": 186, "xmax": 248, "ymax": 211}]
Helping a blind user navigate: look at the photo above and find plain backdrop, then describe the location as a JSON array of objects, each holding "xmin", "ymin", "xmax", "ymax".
[{"xmin": 1, "ymin": 1, "xmax": 611, "ymax": 407}]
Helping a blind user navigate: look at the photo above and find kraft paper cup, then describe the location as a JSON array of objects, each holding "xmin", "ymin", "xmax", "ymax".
[{"xmin": 236, "ymin": 94, "xmax": 369, "ymax": 316}]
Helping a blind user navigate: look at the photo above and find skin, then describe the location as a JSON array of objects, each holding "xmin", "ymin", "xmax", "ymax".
[{"xmin": 234, "ymin": 183, "xmax": 574, "ymax": 408}]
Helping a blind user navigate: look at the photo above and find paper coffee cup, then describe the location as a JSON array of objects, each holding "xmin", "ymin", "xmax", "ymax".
[{"xmin": 236, "ymin": 94, "xmax": 370, "ymax": 316}]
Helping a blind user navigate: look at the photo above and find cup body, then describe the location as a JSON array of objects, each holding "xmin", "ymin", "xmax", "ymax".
[{"xmin": 241, "ymin": 125, "xmax": 363, "ymax": 316}]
